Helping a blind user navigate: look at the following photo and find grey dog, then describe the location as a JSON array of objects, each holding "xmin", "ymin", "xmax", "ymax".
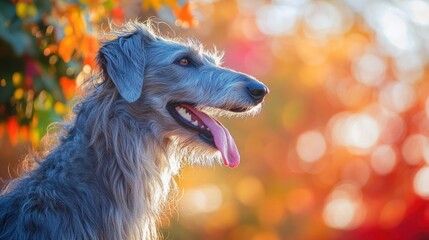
[{"xmin": 0, "ymin": 21, "xmax": 268, "ymax": 239}]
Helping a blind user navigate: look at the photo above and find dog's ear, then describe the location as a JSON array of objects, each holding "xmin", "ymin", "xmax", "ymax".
[{"xmin": 98, "ymin": 33, "xmax": 146, "ymax": 102}]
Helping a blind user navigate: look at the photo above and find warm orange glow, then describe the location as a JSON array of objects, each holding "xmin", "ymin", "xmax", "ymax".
[
  {"xmin": 286, "ymin": 188, "xmax": 314, "ymax": 214},
  {"xmin": 414, "ymin": 167, "xmax": 429, "ymax": 199},
  {"xmin": 2, "ymin": 0, "xmax": 429, "ymax": 239},
  {"xmin": 296, "ymin": 130, "xmax": 327, "ymax": 163},
  {"xmin": 180, "ymin": 185, "xmax": 223, "ymax": 214},
  {"xmin": 330, "ymin": 112, "xmax": 380, "ymax": 154},
  {"xmin": 235, "ymin": 177, "xmax": 265, "ymax": 207},
  {"xmin": 379, "ymin": 199, "xmax": 406, "ymax": 228},
  {"xmin": 370, "ymin": 145, "xmax": 397, "ymax": 175},
  {"xmin": 323, "ymin": 183, "xmax": 365, "ymax": 230},
  {"xmin": 402, "ymin": 134, "xmax": 426, "ymax": 166}
]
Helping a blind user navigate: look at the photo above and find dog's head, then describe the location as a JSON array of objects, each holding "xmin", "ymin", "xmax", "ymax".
[{"xmin": 97, "ymin": 21, "xmax": 268, "ymax": 168}]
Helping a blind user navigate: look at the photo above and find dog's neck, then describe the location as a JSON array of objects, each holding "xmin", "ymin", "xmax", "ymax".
[{"xmin": 67, "ymin": 92, "xmax": 178, "ymax": 239}]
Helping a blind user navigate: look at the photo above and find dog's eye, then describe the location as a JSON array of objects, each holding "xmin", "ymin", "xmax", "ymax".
[{"xmin": 179, "ymin": 57, "xmax": 190, "ymax": 66}]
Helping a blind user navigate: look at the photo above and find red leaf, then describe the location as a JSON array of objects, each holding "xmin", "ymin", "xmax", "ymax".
[
  {"xmin": 7, "ymin": 117, "xmax": 19, "ymax": 145},
  {"xmin": 60, "ymin": 77, "xmax": 76, "ymax": 100},
  {"xmin": 81, "ymin": 35, "xmax": 99, "ymax": 67},
  {"xmin": 112, "ymin": 7, "xmax": 124, "ymax": 24},
  {"xmin": 19, "ymin": 125, "xmax": 29, "ymax": 141}
]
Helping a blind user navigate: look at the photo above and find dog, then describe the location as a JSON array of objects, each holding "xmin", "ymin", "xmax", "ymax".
[{"xmin": 0, "ymin": 21, "xmax": 268, "ymax": 239}]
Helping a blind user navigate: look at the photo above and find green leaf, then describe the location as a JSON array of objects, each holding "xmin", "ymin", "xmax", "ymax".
[
  {"xmin": 36, "ymin": 109, "xmax": 60, "ymax": 138},
  {"xmin": 0, "ymin": 2, "xmax": 16, "ymax": 21}
]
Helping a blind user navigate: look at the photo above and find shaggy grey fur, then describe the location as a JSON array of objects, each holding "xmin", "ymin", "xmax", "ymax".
[{"xmin": 0, "ymin": 21, "xmax": 267, "ymax": 240}]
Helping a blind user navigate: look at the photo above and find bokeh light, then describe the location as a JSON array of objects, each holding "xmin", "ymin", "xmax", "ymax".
[
  {"xmin": 331, "ymin": 113, "xmax": 380, "ymax": 153},
  {"xmin": 379, "ymin": 82, "xmax": 416, "ymax": 113},
  {"xmin": 296, "ymin": 130, "xmax": 326, "ymax": 163},
  {"xmin": 413, "ymin": 167, "xmax": 429, "ymax": 199},
  {"xmin": 256, "ymin": 4, "xmax": 298, "ymax": 36},
  {"xmin": 379, "ymin": 199, "xmax": 407, "ymax": 228},
  {"xmin": 303, "ymin": 1, "xmax": 349, "ymax": 39},
  {"xmin": 402, "ymin": 134, "xmax": 426, "ymax": 166},
  {"xmin": 235, "ymin": 176, "xmax": 265, "ymax": 207},
  {"xmin": 408, "ymin": 0, "xmax": 429, "ymax": 26},
  {"xmin": 180, "ymin": 184, "xmax": 223, "ymax": 214},
  {"xmin": 323, "ymin": 183, "xmax": 365, "ymax": 230},
  {"xmin": 370, "ymin": 145, "xmax": 397, "ymax": 175},
  {"xmin": 351, "ymin": 52, "xmax": 386, "ymax": 86}
]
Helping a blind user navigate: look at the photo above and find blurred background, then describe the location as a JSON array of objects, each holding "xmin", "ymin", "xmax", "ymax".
[{"xmin": 1, "ymin": 0, "xmax": 429, "ymax": 239}]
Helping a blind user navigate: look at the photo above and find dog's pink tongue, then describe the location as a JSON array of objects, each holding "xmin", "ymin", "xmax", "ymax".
[{"xmin": 186, "ymin": 106, "xmax": 240, "ymax": 168}]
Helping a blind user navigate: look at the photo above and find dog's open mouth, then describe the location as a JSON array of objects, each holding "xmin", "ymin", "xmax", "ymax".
[{"xmin": 167, "ymin": 101, "xmax": 240, "ymax": 168}]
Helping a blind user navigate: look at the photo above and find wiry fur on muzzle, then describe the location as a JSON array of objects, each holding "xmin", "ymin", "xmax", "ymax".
[{"xmin": 0, "ymin": 20, "xmax": 268, "ymax": 240}]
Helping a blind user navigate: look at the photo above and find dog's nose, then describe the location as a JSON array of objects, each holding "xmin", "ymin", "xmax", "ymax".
[{"xmin": 246, "ymin": 81, "xmax": 269, "ymax": 103}]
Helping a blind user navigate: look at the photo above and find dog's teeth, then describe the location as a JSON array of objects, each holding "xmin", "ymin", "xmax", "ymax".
[
  {"xmin": 176, "ymin": 106, "xmax": 199, "ymax": 123},
  {"xmin": 177, "ymin": 107, "xmax": 193, "ymax": 121},
  {"xmin": 184, "ymin": 113, "xmax": 192, "ymax": 121},
  {"xmin": 177, "ymin": 107, "xmax": 186, "ymax": 115}
]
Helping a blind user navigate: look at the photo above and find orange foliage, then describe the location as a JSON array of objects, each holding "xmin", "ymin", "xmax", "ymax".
[
  {"xmin": 6, "ymin": 117, "xmax": 19, "ymax": 145},
  {"xmin": 81, "ymin": 35, "xmax": 99, "ymax": 67},
  {"xmin": 58, "ymin": 35, "xmax": 75, "ymax": 63},
  {"xmin": 57, "ymin": 5, "xmax": 99, "ymax": 66},
  {"xmin": 59, "ymin": 77, "xmax": 77, "ymax": 100},
  {"xmin": 112, "ymin": 7, "xmax": 125, "ymax": 24},
  {"xmin": 142, "ymin": 0, "xmax": 178, "ymax": 11},
  {"xmin": 173, "ymin": 2, "xmax": 198, "ymax": 28}
]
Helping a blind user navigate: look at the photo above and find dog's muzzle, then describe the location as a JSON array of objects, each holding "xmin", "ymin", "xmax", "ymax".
[
  {"xmin": 166, "ymin": 76, "xmax": 269, "ymax": 169},
  {"xmin": 245, "ymin": 79, "xmax": 269, "ymax": 104}
]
